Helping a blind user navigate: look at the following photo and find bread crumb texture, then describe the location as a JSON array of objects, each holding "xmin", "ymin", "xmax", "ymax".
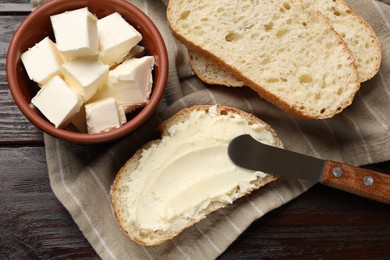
[
  {"xmin": 302, "ymin": 0, "xmax": 381, "ymax": 82},
  {"xmin": 168, "ymin": 0, "xmax": 361, "ymax": 119},
  {"xmin": 187, "ymin": 0, "xmax": 381, "ymax": 87}
]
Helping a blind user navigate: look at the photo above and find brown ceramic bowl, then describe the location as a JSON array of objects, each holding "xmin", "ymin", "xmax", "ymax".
[{"xmin": 6, "ymin": 0, "xmax": 168, "ymax": 144}]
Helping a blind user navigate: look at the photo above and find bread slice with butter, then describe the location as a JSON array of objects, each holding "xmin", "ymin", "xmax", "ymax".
[
  {"xmin": 111, "ymin": 105, "xmax": 283, "ymax": 246},
  {"xmin": 187, "ymin": 0, "xmax": 381, "ymax": 86},
  {"xmin": 167, "ymin": 0, "xmax": 360, "ymax": 119}
]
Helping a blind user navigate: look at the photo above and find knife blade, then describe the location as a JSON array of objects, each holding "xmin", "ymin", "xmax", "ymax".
[{"xmin": 228, "ymin": 134, "xmax": 390, "ymax": 204}]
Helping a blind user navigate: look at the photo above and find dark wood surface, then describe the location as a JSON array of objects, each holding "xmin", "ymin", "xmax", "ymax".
[{"xmin": 1, "ymin": 2, "xmax": 390, "ymax": 259}]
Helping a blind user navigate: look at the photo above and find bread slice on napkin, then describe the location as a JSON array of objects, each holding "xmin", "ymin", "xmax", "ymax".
[
  {"xmin": 303, "ymin": 0, "xmax": 381, "ymax": 82},
  {"xmin": 188, "ymin": 0, "xmax": 381, "ymax": 86},
  {"xmin": 111, "ymin": 105, "xmax": 283, "ymax": 246},
  {"xmin": 188, "ymin": 50, "xmax": 245, "ymax": 87},
  {"xmin": 167, "ymin": 0, "xmax": 360, "ymax": 119}
]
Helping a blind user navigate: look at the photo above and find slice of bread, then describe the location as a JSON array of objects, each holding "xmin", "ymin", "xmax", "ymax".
[
  {"xmin": 111, "ymin": 105, "xmax": 282, "ymax": 246},
  {"xmin": 188, "ymin": 0, "xmax": 381, "ymax": 85},
  {"xmin": 304, "ymin": 0, "xmax": 381, "ymax": 82},
  {"xmin": 167, "ymin": 0, "xmax": 360, "ymax": 119},
  {"xmin": 188, "ymin": 50, "xmax": 244, "ymax": 87}
]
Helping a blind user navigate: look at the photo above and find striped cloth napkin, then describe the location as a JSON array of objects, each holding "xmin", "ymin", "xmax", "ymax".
[{"xmin": 34, "ymin": 0, "xmax": 390, "ymax": 259}]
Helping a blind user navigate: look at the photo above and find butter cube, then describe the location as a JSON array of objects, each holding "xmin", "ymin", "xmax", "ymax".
[
  {"xmin": 85, "ymin": 97, "xmax": 126, "ymax": 134},
  {"xmin": 21, "ymin": 37, "xmax": 64, "ymax": 86},
  {"xmin": 97, "ymin": 12, "xmax": 142, "ymax": 67},
  {"xmin": 31, "ymin": 76, "xmax": 83, "ymax": 128},
  {"xmin": 107, "ymin": 56, "xmax": 154, "ymax": 113},
  {"xmin": 88, "ymin": 83, "xmax": 115, "ymax": 103},
  {"xmin": 61, "ymin": 60, "xmax": 109, "ymax": 101},
  {"xmin": 51, "ymin": 7, "xmax": 98, "ymax": 57}
]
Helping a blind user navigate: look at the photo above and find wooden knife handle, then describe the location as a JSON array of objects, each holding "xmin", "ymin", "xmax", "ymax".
[{"xmin": 321, "ymin": 161, "xmax": 390, "ymax": 204}]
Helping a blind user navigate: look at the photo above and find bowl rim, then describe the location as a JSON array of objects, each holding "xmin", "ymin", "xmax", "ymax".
[{"xmin": 6, "ymin": 0, "xmax": 168, "ymax": 144}]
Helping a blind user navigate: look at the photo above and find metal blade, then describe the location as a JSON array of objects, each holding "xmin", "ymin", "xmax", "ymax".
[{"xmin": 228, "ymin": 134, "xmax": 324, "ymax": 182}]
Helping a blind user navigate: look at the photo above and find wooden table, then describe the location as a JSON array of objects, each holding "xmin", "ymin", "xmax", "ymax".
[{"xmin": 1, "ymin": 1, "xmax": 390, "ymax": 259}]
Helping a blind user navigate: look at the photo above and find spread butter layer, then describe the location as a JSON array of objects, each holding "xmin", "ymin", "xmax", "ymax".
[{"xmin": 124, "ymin": 106, "xmax": 277, "ymax": 231}]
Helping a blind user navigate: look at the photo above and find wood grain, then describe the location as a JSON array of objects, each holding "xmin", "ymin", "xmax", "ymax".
[
  {"xmin": 0, "ymin": 0, "xmax": 31, "ymax": 12},
  {"xmin": 219, "ymin": 183, "xmax": 390, "ymax": 259},
  {"xmin": 322, "ymin": 161, "xmax": 390, "ymax": 204},
  {"xmin": 0, "ymin": 15, "xmax": 43, "ymax": 143},
  {"xmin": 0, "ymin": 147, "xmax": 98, "ymax": 259}
]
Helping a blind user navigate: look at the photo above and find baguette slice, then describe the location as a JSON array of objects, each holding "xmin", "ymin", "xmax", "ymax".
[
  {"xmin": 111, "ymin": 105, "xmax": 282, "ymax": 246},
  {"xmin": 167, "ymin": 0, "xmax": 360, "ymax": 119},
  {"xmin": 188, "ymin": 0, "xmax": 381, "ymax": 85}
]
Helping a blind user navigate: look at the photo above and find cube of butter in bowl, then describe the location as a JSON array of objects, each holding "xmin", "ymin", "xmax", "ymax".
[{"xmin": 6, "ymin": 0, "xmax": 168, "ymax": 144}]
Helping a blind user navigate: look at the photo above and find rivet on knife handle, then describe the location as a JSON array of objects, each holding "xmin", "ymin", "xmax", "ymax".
[{"xmin": 322, "ymin": 161, "xmax": 390, "ymax": 204}]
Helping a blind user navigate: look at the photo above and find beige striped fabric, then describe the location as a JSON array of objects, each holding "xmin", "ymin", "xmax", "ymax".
[{"xmin": 38, "ymin": 0, "xmax": 390, "ymax": 259}]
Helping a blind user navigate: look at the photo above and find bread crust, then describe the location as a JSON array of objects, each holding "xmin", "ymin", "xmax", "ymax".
[
  {"xmin": 167, "ymin": 0, "xmax": 361, "ymax": 119},
  {"xmin": 111, "ymin": 104, "xmax": 282, "ymax": 246},
  {"xmin": 317, "ymin": 0, "xmax": 381, "ymax": 82},
  {"xmin": 186, "ymin": 0, "xmax": 381, "ymax": 85},
  {"xmin": 188, "ymin": 49, "xmax": 245, "ymax": 87}
]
